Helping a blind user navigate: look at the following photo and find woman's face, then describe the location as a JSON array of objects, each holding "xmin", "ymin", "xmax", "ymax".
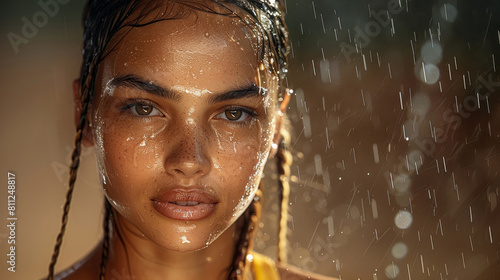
[{"xmin": 86, "ymin": 10, "xmax": 282, "ymax": 252}]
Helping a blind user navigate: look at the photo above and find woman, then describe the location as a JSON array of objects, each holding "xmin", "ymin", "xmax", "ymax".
[{"xmin": 47, "ymin": 0, "xmax": 336, "ymax": 279}]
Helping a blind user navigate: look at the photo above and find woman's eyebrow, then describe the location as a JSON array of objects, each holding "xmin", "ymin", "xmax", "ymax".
[
  {"xmin": 209, "ymin": 84, "xmax": 261, "ymax": 103},
  {"xmin": 110, "ymin": 74, "xmax": 179, "ymax": 100},
  {"xmin": 110, "ymin": 74, "xmax": 260, "ymax": 102}
]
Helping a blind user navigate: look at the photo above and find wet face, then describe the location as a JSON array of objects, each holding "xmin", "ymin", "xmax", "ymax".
[{"xmin": 87, "ymin": 10, "xmax": 282, "ymax": 252}]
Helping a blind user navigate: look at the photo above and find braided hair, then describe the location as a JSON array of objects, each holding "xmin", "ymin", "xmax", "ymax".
[
  {"xmin": 47, "ymin": 1, "xmax": 290, "ymax": 279},
  {"xmin": 276, "ymin": 122, "xmax": 292, "ymax": 264}
]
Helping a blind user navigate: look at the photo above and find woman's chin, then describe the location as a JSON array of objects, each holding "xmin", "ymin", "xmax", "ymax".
[
  {"xmin": 116, "ymin": 205, "xmax": 238, "ymax": 254},
  {"xmin": 154, "ymin": 235, "xmax": 214, "ymax": 253},
  {"xmin": 146, "ymin": 221, "xmax": 234, "ymax": 254}
]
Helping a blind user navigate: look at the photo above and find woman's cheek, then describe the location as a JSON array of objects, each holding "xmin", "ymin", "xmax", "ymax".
[
  {"xmin": 211, "ymin": 120, "xmax": 264, "ymax": 169},
  {"xmin": 211, "ymin": 120, "xmax": 270, "ymax": 216},
  {"xmin": 95, "ymin": 114, "xmax": 163, "ymax": 214},
  {"xmin": 98, "ymin": 132, "xmax": 137, "ymax": 216}
]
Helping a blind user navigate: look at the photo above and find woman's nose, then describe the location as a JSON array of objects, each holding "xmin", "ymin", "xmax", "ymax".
[{"xmin": 163, "ymin": 123, "xmax": 211, "ymax": 179}]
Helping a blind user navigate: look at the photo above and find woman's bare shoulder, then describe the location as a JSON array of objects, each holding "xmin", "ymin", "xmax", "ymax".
[{"xmin": 277, "ymin": 264, "xmax": 339, "ymax": 280}]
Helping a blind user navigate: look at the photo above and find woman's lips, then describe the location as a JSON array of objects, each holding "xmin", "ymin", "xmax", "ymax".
[{"xmin": 151, "ymin": 188, "xmax": 217, "ymax": 221}]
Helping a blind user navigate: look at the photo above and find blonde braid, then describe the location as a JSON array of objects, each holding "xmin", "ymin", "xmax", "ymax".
[
  {"xmin": 227, "ymin": 188, "xmax": 262, "ymax": 280},
  {"xmin": 276, "ymin": 127, "xmax": 292, "ymax": 264}
]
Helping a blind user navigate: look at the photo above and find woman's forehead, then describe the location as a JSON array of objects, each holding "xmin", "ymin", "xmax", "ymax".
[{"xmin": 99, "ymin": 8, "xmax": 261, "ymax": 94}]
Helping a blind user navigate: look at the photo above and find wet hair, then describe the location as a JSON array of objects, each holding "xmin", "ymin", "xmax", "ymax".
[{"xmin": 47, "ymin": 1, "xmax": 290, "ymax": 279}]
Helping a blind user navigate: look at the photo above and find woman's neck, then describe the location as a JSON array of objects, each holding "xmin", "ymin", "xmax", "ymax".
[{"xmin": 104, "ymin": 214, "xmax": 241, "ymax": 280}]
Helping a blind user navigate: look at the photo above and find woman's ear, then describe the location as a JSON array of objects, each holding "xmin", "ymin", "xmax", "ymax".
[
  {"xmin": 269, "ymin": 90, "xmax": 291, "ymax": 158},
  {"xmin": 73, "ymin": 79, "xmax": 94, "ymax": 147}
]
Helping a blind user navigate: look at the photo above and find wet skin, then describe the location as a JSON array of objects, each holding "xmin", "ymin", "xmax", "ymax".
[{"xmin": 71, "ymin": 7, "xmax": 286, "ymax": 280}]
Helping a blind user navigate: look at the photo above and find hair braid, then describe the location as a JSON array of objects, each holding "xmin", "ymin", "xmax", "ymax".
[
  {"xmin": 98, "ymin": 197, "xmax": 134, "ymax": 279},
  {"xmin": 227, "ymin": 188, "xmax": 262, "ymax": 280},
  {"xmin": 99, "ymin": 200, "xmax": 112, "ymax": 280},
  {"xmin": 276, "ymin": 127, "xmax": 292, "ymax": 264},
  {"xmin": 47, "ymin": 84, "xmax": 91, "ymax": 280}
]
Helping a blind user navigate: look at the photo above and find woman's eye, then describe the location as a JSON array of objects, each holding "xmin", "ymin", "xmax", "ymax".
[
  {"xmin": 217, "ymin": 108, "xmax": 254, "ymax": 122},
  {"xmin": 225, "ymin": 110, "xmax": 243, "ymax": 120},
  {"xmin": 126, "ymin": 103, "xmax": 163, "ymax": 117},
  {"xmin": 135, "ymin": 105, "xmax": 153, "ymax": 115}
]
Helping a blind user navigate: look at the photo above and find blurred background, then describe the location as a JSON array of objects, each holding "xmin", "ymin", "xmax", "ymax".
[{"xmin": 0, "ymin": 0, "xmax": 499, "ymax": 279}]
